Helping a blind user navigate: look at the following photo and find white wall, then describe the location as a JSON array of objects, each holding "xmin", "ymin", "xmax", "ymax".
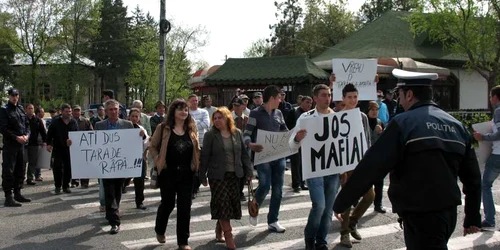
[{"xmin": 450, "ymin": 68, "xmax": 488, "ymax": 109}]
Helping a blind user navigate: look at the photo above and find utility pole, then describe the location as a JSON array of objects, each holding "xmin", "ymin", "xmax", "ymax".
[{"xmin": 159, "ymin": 0, "xmax": 170, "ymax": 102}]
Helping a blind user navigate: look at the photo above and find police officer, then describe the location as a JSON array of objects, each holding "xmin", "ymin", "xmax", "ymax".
[
  {"xmin": 332, "ymin": 69, "xmax": 482, "ymax": 249},
  {"xmin": 0, "ymin": 88, "xmax": 32, "ymax": 207}
]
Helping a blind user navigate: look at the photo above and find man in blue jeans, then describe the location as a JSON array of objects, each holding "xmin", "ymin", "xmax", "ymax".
[
  {"xmin": 289, "ymin": 84, "xmax": 340, "ymax": 250},
  {"xmin": 474, "ymin": 85, "xmax": 500, "ymax": 230},
  {"xmin": 243, "ymin": 85, "xmax": 288, "ymax": 233}
]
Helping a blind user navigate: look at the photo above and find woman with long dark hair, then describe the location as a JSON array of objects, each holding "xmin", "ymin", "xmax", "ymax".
[
  {"xmin": 200, "ymin": 107, "xmax": 253, "ymax": 249},
  {"xmin": 149, "ymin": 99, "xmax": 200, "ymax": 250}
]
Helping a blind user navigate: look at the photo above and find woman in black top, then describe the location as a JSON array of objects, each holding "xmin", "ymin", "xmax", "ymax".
[{"xmin": 149, "ymin": 99, "xmax": 200, "ymax": 250}]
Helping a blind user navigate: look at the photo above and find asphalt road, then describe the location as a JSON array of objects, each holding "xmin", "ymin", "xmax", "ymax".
[{"xmin": 1, "ymin": 158, "xmax": 500, "ymax": 250}]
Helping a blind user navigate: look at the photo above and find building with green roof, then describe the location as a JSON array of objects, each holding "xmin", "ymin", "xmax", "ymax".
[
  {"xmin": 312, "ymin": 11, "xmax": 488, "ymax": 110},
  {"xmin": 191, "ymin": 55, "xmax": 329, "ymax": 107}
]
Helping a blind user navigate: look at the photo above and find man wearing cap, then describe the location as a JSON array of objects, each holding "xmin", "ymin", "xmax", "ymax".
[
  {"xmin": 150, "ymin": 101, "xmax": 166, "ymax": 135},
  {"xmin": 239, "ymin": 94, "xmax": 251, "ymax": 116},
  {"xmin": 0, "ymin": 88, "xmax": 32, "ymax": 207},
  {"xmin": 71, "ymin": 105, "xmax": 93, "ymax": 188},
  {"xmin": 333, "ymin": 69, "xmax": 482, "ymax": 249},
  {"xmin": 249, "ymin": 92, "xmax": 263, "ymax": 110},
  {"xmin": 232, "ymin": 97, "xmax": 249, "ymax": 201}
]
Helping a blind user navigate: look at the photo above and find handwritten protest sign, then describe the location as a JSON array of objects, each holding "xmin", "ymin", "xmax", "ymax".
[
  {"xmin": 301, "ymin": 108, "xmax": 367, "ymax": 179},
  {"xmin": 332, "ymin": 58, "xmax": 377, "ymax": 101},
  {"xmin": 69, "ymin": 129, "xmax": 143, "ymax": 179},
  {"xmin": 472, "ymin": 121, "xmax": 493, "ymax": 165},
  {"xmin": 254, "ymin": 130, "xmax": 298, "ymax": 165}
]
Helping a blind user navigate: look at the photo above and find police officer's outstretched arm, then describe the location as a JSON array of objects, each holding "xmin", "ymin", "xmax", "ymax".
[
  {"xmin": 333, "ymin": 121, "xmax": 403, "ymax": 214},
  {"xmin": 458, "ymin": 137, "xmax": 482, "ymax": 236}
]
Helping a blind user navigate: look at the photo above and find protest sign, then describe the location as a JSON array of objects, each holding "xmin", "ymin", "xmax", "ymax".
[
  {"xmin": 301, "ymin": 108, "xmax": 367, "ymax": 179},
  {"xmin": 69, "ymin": 128, "xmax": 143, "ymax": 179},
  {"xmin": 37, "ymin": 146, "xmax": 52, "ymax": 169},
  {"xmin": 332, "ymin": 58, "xmax": 377, "ymax": 101},
  {"xmin": 472, "ymin": 121, "xmax": 493, "ymax": 165},
  {"xmin": 254, "ymin": 130, "xmax": 298, "ymax": 165}
]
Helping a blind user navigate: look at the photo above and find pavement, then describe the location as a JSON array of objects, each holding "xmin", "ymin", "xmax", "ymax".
[{"xmin": 1, "ymin": 157, "xmax": 500, "ymax": 249}]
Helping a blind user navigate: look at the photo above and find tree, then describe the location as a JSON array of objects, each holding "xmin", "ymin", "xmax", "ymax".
[
  {"xmin": 295, "ymin": 0, "xmax": 360, "ymax": 57},
  {"xmin": 164, "ymin": 24, "xmax": 208, "ymax": 104},
  {"xmin": 0, "ymin": 11, "xmax": 15, "ymax": 92},
  {"xmin": 126, "ymin": 6, "xmax": 158, "ymax": 106},
  {"xmin": 91, "ymin": 0, "xmax": 135, "ymax": 102},
  {"xmin": 243, "ymin": 39, "xmax": 271, "ymax": 57},
  {"xmin": 267, "ymin": 0, "xmax": 359, "ymax": 57},
  {"xmin": 407, "ymin": 0, "xmax": 500, "ymax": 96},
  {"xmin": 3, "ymin": 0, "xmax": 64, "ymax": 103},
  {"xmin": 269, "ymin": 0, "xmax": 303, "ymax": 56},
  {"xmin": 359, "ymin": 0, "xmax": 419, "ymax": 23},
  {"xmin": 57, "ymin": 0, "xmax": 98, "ymax": 104}
]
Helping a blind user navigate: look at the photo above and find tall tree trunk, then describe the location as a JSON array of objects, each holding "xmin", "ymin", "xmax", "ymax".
[{"xmin": 30, "ymin": 62, "xmax": 37, "ymax": 104}]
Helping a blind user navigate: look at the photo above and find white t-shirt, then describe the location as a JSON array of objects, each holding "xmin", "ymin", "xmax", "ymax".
[{"xmin": 189, "ymin": 108, "xmax": 210, "ymax": 146}]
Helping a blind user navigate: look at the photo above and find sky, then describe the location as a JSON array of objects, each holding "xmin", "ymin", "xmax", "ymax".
[{"xmin": 122, "ymin": 0, "xmax": 366, "ymax": 66}]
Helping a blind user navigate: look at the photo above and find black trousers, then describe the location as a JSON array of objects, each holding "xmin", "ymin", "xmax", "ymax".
[
  {"xmin": 402, "ymin": 207, "xmax": 457, "ymax": 250},
  {"xmin": 52, "ymin": 149, "xmax": 72, "ymax": 189},
  {"xmin": 373, "ymin": 177, "xmax": 384, "ymax": 207},
  {"xmin": 290, "ymin": 152, "xmax": 303, "ymax": 189},
  {"xmin": 132, "ymin": 160, "xmax": 146, "ymax": 206},
  {"xmin": 2, "ymin": 146, "xmax": 25, "ymax": 196},
  {"xmin": 155, "ymin": 168, "xmax": 193, "ymax": 245},
  {"xmin": 103, "ymin": 178, "xmax": 125, "ymax": 226}
]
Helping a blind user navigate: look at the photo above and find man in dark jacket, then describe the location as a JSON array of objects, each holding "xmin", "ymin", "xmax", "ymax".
[
  {"xmin": 333, "ymin": 69, "xmax": 482, "ymax": 250},
  {"xmin": 25, "ymin": 104, "xmax": 47, "ymax": 186},
  {"xmin": 0, "ymin": 88, "xmax": 32, "ymax": 207}
]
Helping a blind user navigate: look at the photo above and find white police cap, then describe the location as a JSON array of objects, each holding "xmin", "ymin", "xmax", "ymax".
[{"xmin": 392, "ymin": 69, "xmax": 438, "ymax": 87}]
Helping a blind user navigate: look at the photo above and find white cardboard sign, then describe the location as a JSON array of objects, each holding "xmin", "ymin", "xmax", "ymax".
[
  {"xmin": 332, "ymin": 58, "xmax": 377, "ymax": 101},
  {"xmin": 472, "ymin": 121, "xmax": 493, "ymax": 165},
  {"xmin": 301, "ymin": 108, "xmax": 368, "ymax": 179},
  {"xmin": 254, "ymin": 130, "xmax": 298, "ymax": 165},
  {"xmin": 69, "ymin": 129, "xmax": 143, "ymax": 179}
]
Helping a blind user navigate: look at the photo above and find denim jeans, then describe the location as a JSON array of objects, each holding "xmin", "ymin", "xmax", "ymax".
[
  {"xmin": 482, "ymin": 154, "xmax": 500, "ymax": 226},
  {"xmin": 304, "ymin": 174, "xmax": 340, "ymax": 245},
  {"xmin": 255, "ymin": 158, "xmax": 286, "ymax": 224}
]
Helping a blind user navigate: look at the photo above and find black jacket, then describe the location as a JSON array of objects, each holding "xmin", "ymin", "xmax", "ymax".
[
  {"xmin": 27, "ymin": 115, "xmax": 47, "ymax": 146},
  {"xmin": 0, "ymin": 102, "xmax": 30, "ymax": 148},
  {"xmin": 333, "ymin": 101, "xmax": 481, "ymax": 228},
  {"xmin": 46, "ymin": 116, "xmax": 78, "ymax": 150}
]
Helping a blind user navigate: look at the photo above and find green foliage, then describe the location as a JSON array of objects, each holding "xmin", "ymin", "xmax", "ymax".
[
  {"xmin": 244, "ymin": 39, "xmax": 271, "ymax": 58},
  {"xmin": 91, "ymin": 0, "xmax": 136, "ymax": 93},
  {"xmin": 407, "ymin": 0, "xmax": 500, "ymax": 90},
  {"xmin": 449, "ymin": 111, "xmax": 491, "ymax": 135},
  {"xmin": 38, "ymin": 97, "xmax": 66, "ymax": 111},
  {"xmin": 267, "ymin": 0, "xmax": 359, "ymax": 57},
  {"xmin": 359, "ymin": 0, "xmax": 419, "ymax": 24},
  {"xmin": 3, "ymin": 0, "xmax": 65, "ymax": 103}
]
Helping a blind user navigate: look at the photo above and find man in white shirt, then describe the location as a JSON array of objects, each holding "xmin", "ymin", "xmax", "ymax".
[
  {"xmin": 240, "ymin": 94, "xmax": 251, "ymax": 116},
  {"xmin": 188, "ymin": 94, "xmax": 210, "ymax": 199},
  {"xmin": 203, "ymin": 96, "xmax": 217, "ymax": 118},
  {"xmin": 289, "ymin": 84, "xmax": 340, "ymax": 250}
]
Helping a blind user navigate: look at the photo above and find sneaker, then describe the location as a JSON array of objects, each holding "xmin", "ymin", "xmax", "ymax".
[
  {"xmin": 249, "ymin": 216, "xmax": 258, "ymax": 226},
  {"xmin": 35, "ymin": 177, "xmax": 43, "ymax": 181},
  {"xmin": 481, "ymin": 221, "xmax": 496, "ymax": 230},
  {"xmin": 268, "ymin": 222, "xmax": 286, "ymax": 233},
  {"xmin": 340, "ymin": 234, "xmax": 352, "ymax": 248},
  {"xmin": 63, "ymin": 188, "xmax": 72, "ymax": 194},
  {"xmin": 349, "ymin": 223, "xmax": 362, "ymax": 240},
  {"xmin": 54, "ymin": 188, "xmax": 61, "ymax": 195}
]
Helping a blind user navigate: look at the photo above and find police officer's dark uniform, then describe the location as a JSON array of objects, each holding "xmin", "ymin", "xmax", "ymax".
[
  {"xmin": 333, "ymin": 69, "xmax": 482, "ymax": 250},
  {"xmin": 0, "ymin": 88, "xmax": 32, "ymax": 207}
]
